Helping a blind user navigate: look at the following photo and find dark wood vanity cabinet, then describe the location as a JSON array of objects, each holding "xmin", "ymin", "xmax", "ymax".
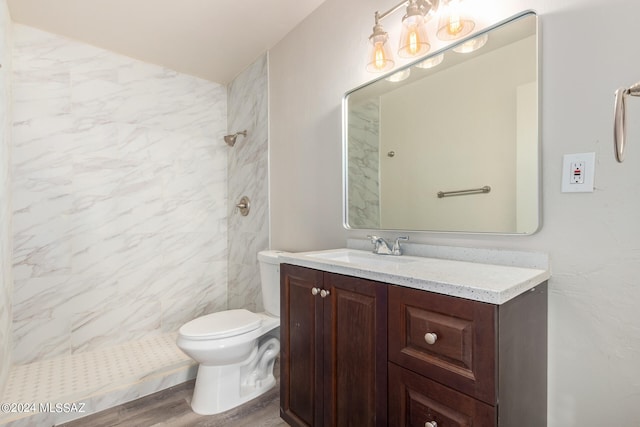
[
  {"xmin": 388, "ymin": 284, "xmax": 547, "ymax": 427},
  {"xmin": 280, "ymin": 264, "xmax": 388, "ymax": 427},
  {"xmin": 281, "ymin": 264, "xmax": 547, "ymax": 427}
]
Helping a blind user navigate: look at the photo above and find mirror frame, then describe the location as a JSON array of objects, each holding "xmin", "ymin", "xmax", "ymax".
[{"xmin": 342, "ymin": 10, "xmax": 541, "ymax": 235}]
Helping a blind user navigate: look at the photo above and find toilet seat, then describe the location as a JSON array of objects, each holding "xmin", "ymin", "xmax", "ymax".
[{"xmin": 179, "ymin": 309, "xmax": 261, "ymax": 340}]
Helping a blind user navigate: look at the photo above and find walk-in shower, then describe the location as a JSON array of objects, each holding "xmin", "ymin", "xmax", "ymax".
[{"xmin": 224, "ymin": 130, "xmax": 247, "ymax": 147}]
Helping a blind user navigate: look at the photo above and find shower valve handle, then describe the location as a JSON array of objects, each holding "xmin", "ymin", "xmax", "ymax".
[{"xmin": 234, "ymin": 196, "xmax": 250, "ymax": 216}]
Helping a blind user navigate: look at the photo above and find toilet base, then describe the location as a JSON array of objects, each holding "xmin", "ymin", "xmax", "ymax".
[{"xmin": 189, "ymin": 337, "xmax": 280, "ymax": 415}]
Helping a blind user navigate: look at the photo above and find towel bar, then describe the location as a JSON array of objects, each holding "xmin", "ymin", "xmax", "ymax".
[
  {"xmin": 614, "ymin": 81, "xmax": 640, "ymax": 163},
  {"xmin": 437, "ymin": 186, "xmax": 491, "ymax": 198}
]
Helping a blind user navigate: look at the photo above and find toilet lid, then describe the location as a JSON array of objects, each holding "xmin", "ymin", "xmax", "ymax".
[{"xmin": 179, "ymin": 309, "xmax": 262, "ymax": 339}]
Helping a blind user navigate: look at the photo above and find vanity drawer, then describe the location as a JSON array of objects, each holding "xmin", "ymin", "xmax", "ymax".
[
  {"xmin": 388, "ymin": 363, "xmax": 495, "ymax": 427},
  {"xmin": 388, "ymin": 286, "xmax": 497, "ymax": 404}
]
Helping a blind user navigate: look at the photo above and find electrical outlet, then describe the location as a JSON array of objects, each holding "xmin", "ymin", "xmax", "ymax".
[
  {"xmin": 562, "ymin": 153, "xmax": 595, "ymax": 192},
  {"xmin": 570, "ymin": 161, "xmax": 585, "ymax": 184}
]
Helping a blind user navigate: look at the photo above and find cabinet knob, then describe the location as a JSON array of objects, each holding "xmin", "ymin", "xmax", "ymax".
[
  {"xmin": 425, "ymin": 422, "xmax": 437, "ymax": 427},
  {"xmin": 424, "ymin": 333, "xmax": 438, "ymax": 345},
  {"xmin": 320, "ymin": 289, "xmax": 330, "ymax": 298},
  {"xmin": 311, "ymin": 287, "xmax": 320, "ymax": 296}
]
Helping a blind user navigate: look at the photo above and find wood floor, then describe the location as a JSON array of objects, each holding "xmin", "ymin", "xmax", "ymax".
[{"xmin": 60, "ymin": 362, "xmax": 287, "ymax": 427}]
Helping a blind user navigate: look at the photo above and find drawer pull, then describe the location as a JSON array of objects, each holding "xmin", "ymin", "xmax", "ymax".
[
  {"xmin": 320, "ymin": 289, "xmax": 331, "ymax": 298},
  {"xmin": 425, "ymin": 422, "xmax": 437, "ymax": 427},
  {"xmin": 311, "ymin": 287, "xmax": 320, "ymax": 296},
  {"xmin": 424, "ymin": 332, "xmax": 438, "ymax": 345}
]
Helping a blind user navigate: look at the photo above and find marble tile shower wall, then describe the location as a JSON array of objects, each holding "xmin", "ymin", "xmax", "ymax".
[
  {"xmin": 0, "ymin": 0, "xmax": 12, "ymax": 395},
  {"xmin": 347, "ymin": 99, "xmax": 380, "ymax": 229},
  {"xmin": 11, "ymin": 25, "xmax": 229, "ymax": 365},
  {"xmin": 227, "ymin": 55, "xmax": 269, "ymax": 311}
]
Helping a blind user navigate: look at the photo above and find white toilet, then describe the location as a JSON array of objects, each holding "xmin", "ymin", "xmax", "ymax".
[{"xmin": 176, "ymin": 250, "xmax": 283, "ymax": 415}]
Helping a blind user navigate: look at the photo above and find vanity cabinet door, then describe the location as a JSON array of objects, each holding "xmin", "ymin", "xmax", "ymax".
[
  {"xmin": 324, "ymin": 272, "xmax": 387, "ymax": 427},
  {"xmin": 280, "ymin": 264, "xmax": 324, "ymax": 427},
  {"xmin": 280, "ymin": 265, "xmax": 388, "ymax": 427}
]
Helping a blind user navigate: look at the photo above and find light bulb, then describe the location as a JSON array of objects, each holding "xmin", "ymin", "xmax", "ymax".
[
  {"xmin": 446, "ymin": 2, "xmax": 463, "ymax": 36},
  {"xmin": 436, "ymin": 0, "xmax": 475, "ymax": 41},
  {"xmin": 374, "ymin": 43, "xmax": 387, "ymax": 70},
  {"xmin": 408, "ymin": 29, "xmax": 419, "ymax": 55},
  {"xmin": 398, "ymin": 14, "xmax": 430, "ymax": 58}
]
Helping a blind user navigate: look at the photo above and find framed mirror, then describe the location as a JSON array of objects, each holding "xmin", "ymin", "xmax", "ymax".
[{"xmin": 343, "ymin": 11, "xmax": 539, "ymax": 234}]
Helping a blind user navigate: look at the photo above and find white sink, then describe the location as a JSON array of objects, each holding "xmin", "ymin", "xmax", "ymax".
[{"xmin": 305, "ymin": 249, "xmax": 417, "ymax": 268}]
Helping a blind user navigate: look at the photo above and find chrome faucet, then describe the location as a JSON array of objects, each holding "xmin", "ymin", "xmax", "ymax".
[
  {"xmin": 368, "ymin": 235, "xmax": 409, "ymax": 256},
  {"xmin": 368, "ymin": 235, "xmax": 393, "ymax": 255},
  {"xmin": 392, "ymin": 236, "xmax": 409, "ymax": 255}
]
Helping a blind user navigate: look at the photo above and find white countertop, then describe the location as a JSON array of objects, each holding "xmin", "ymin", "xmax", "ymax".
[{"xmin": 278, "ymin": 248, "xmax": 550, "ymax": 305}]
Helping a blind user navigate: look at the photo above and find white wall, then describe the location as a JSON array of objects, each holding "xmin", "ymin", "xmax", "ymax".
[
  {"xmin": 11, "ymin": 25, "xmax": 229, "ymax": 364},
  {"xmin": 269, "ymin": 0, "xmax": 640, "ymax": 424}
]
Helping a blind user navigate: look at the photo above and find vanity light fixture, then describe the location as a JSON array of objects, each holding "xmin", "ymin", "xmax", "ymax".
[
  {"xmin": 452, "ymin": 32, "xmax": 488, "ymax": 53},
  {"xmin": 397, "ymin": 0, "xmax": 431, "ymax": 58},
  {"xmin": 386, "ymin": 68, "xmax": 411, "ymax": 82},
  {"xmin": 436, "ymin": 0, "xmax": 475, "ymax": 41},
  {"xmin": 366, "ymin": 13, "xmax": 396, "ymax": 72},
  {"xmin": 367, "ymin": 0, "xmax": 438, "ymax": 73},
  {"xmin": 415, "ymin": 52, "xmax": 444, "ymax": 68},
  {"xmin": 366, "ymin": 0, "xmax": 478, "ymax": 73}
]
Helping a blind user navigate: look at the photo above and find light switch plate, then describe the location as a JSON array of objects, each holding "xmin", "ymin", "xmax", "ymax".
[{"xmin": 562, "ymin": 152, "xmax": 596, "ymax": 192}]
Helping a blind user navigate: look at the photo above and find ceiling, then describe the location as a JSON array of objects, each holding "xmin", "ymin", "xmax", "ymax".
[{"xmin": 6, "ymin": 0, "xmax": 327, "ymax": 84}]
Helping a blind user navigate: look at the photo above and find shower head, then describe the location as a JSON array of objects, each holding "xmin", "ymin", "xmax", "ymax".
[{"xmin": 224, "ymin": 130, "xmax": 247, "ymax": 147}]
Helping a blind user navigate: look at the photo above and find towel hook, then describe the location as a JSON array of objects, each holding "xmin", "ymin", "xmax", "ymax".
[{"xmin": 613, "ymin": 81, "xmax": 640, "ymax": 162}]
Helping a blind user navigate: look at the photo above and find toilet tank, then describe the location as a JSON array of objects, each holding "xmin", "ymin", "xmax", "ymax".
[{"xmin": 258, "ymin": 250, "xmax": 285, "ymax": 317}]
